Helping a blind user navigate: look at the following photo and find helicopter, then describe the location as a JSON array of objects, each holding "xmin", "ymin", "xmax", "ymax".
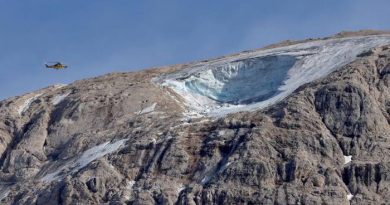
[{"xmin": 45, "ymin": 62, "xmax": 68, "ymax": 70}]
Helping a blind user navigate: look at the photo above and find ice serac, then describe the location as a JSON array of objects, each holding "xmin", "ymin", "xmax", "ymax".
[
  {"xmin": 158, "ymin": 35, "xmax": 390, "ymax": 116},
  {"xmin": 184, "ymin": 55, "xmax": 296, "ymax": 104}
]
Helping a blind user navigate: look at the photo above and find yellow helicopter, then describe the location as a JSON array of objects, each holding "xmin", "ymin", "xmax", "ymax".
[{"xmin": 45, "ymin": 62, "xmax": 68, "ymax": 70}]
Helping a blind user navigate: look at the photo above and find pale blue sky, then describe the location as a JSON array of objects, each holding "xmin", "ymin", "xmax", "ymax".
[{"xmin": 1, "ymin": 0, "xmax": 390, "ymax": 99}]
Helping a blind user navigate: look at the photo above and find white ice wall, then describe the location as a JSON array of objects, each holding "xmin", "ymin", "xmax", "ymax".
[{"xmin": 158, "ymin": 35, "xmax": 390, "ymax": 117}]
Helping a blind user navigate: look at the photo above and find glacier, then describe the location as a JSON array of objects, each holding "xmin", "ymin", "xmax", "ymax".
[
  {"xmin": 184, "ymin": 55, "xmax": 297, "ymax": 104},
  {"xmin": 156, "ymin": 35, "xmax": 390, "ymax": 116}
]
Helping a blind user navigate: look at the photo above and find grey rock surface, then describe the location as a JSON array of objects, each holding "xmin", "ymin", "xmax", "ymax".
[{"xmin": 1, "ymin": 31, "xmax": 390, "ymax": 204}]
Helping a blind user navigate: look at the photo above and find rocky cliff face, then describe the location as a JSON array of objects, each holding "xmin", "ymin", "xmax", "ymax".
[{"xmin": 1, "ymin": 31, "xmax": 390, "ymax": 205}]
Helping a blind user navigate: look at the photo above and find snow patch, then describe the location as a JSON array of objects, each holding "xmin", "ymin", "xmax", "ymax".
[
  {"xmin": 200, "ymin": 161, "xmax": 233, "ymax": 185},
  {"xmin": 123, "ymin": 180, "xmax": 135, "ymax": 200},
  {"xmin": 344, "ymin": 155, "xmax": 352, "ymax": 165},
  {"xmin": 53, "ymin": 83, "xmax": 68, "ymax": 89},
  {"xmin": 200, "ymin": 135, "xmax": 240, "ymax": 185},
  {"xmin": 108, "ymin": 163, "xmax": 115, "ymax": 169},
  {"xmin": 157, "ymin": 35, "xmax": 390, "ymax": 116},
  {"xmin": 128, "ymin": 180, "xmax": 135, "ymax": 187},
  {"xmin": 137, "ymin": 102, "xmax": 157, "ymax": 114},
  {"xmin": 127, "ymin": 180, "xmax": 135, "ymax": 190},
  {"xmin": 0, "ymin": 189, "xmax": 9, "ymax": 202},
  {"xmin": 347, "ymin": 193, "xmax": 354, "ymax": 201},
  {"xmin": 219, "ymin": 161, "xmax": 232, "ymax": 173},
  {"xmin": 201, "ymin": 175, "xmax": 211, "ymax": 185},
  {"xmin": 17, "ymin": 94, "xmax": 42, "ymax": 115},
  {"xmin": 52, "ymin": 92, "xmax": 70, "ymax": 105},
  {"xmin": 41, "ymin": 139, "xmax": 128, "ymax": 183},
  {"xmin": 165, "ymin": 135, "xmax": 173, "ymax": 140},
  {"xmin": 177, "ymin": 184, "xmax": 186, "ymax": 194}
]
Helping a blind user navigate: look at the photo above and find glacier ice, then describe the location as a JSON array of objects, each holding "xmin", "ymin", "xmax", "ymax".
[
  {"xmin": 156, "ymin": 35, "xmax": 390, "ymax": 116},
  {"xmin": 184, "ymin": 55, "xmax": 297, "ymax": 104}
]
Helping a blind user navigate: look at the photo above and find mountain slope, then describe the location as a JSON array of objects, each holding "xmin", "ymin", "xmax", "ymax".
[{"xmin": 1, "ymin": 31, "xmax": 390, "ymax": 204}]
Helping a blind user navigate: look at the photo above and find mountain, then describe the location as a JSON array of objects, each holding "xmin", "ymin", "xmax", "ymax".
[{"xmin": 1, "ymin": 30, "xmax": 390, "ymax": 204}]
